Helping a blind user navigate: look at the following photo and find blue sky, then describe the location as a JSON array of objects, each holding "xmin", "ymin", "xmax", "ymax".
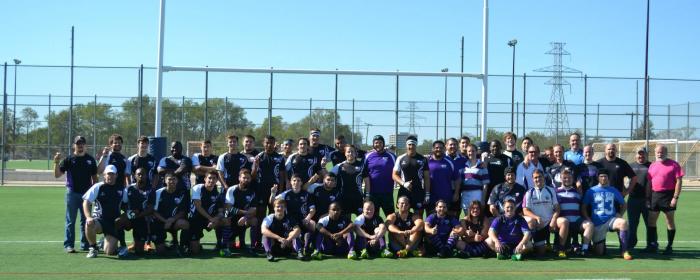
[{"xmin": 2, "ymin": 0, "xmax": 699, "ymax": 140}]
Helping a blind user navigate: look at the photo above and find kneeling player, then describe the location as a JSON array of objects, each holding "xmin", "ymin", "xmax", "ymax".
[
  {"xmin": 149, "ymin": 172, "xmax": 191, "ymax": 256},
  {"xmin": 523, "ymin": 169, "xmax": 566, "ymax": 257},
  {"xmin": 83, "ymin": 165, "xmax": 124, "ymax": 258},
  {"xmin": 555, "ymin": 169, "xmax": 593, "ymax": 255},
  {"xmin": 273, "ymin": 174, "xmax": 316, "ymax": 257},
  {"xmin": 485, "ymin": 198, "xmax": 532, "ymax": 260},
  {"xmin": 313, "ymin": 202, "xmax": 356, "ymax": 260},
  {"xmin": 582, "ymin": 169, "xmax": 633, "ymax": 260},
  {"xmin": 117, "ymin": 167, "xmax": 153, "ymax": 256},
  {"xmin": 221, "ymin": 169, "xmax": 258, "ymax": 257},
  {"xmin": 354, "ymin": 200, "xmax": 392, "ymax": 258},
  {"xmin": 424, "ymin": 200, "xmax": 462, "ymax": 258},
  {"xmin": 456, "ymin": 200, "xmax": 490, "ymax": 257},
  {"xmin": 261, "ymin": 198, "xmax": 305, "ymax": 261},
  {"xmin": 386, "ymin": 196, "xmax": 424, "ymax": 258},
  {"xmin": 183, "ymin": 171, "xmax": 223, "ymax": 255}
]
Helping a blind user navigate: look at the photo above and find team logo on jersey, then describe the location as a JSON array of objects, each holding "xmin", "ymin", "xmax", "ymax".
[
  {"xmin": 307, "ymin": 159, "xmax": 314, "ymax": 164},
  {"xmin": 117, "ymin": 190, "xmax": 123, "ymax": 196},
  {"xmin": 274, "ymin": 157, "xmax": 282, "ymax": 163},
  {"xmin": 246, "ymin": 195, "xmax": 252, "ymax": 201},
  {"xmin": 441, "ymin": 164, "xmax": 447, "ymax": 169},
  {"xmin": 86, "ymin": 160, "xmax": 92, "ymax": 165},
  {"xmin": 210, "ymin": 196, "xmax": 217, "ymax": 201},
  {"xmin": 329, "ymin": 195, "xmax": 336, "ymax": 201},
  {"xmin": 148, "ymin": 161, "xmax": 154, "ymax": 167},
  {"xmin": 382, "ymin": 157, "xmax": 388, "ymax": 162},
  {"xmin": 175, "ymin": 197, "xmax": 182, "ymax": 204}
]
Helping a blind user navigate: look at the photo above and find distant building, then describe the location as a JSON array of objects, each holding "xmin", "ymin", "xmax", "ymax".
[{"xmin": 389, "ymin": 133, "xmax": 411, "ymax": 150}]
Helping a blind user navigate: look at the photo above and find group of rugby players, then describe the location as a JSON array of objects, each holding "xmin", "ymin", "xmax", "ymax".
[{"xmin": 56, "ymin": 129, "xmax": 683, "ymax": 262}]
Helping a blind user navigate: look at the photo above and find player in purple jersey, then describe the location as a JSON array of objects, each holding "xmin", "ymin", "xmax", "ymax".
[
  {"xmin": 354, "ymin": 201, "xmax": 392, "ymax": 258},
  {"xmin": 262, "ymin": 198, "xmax": 305, "ymax": 261},
  {"xmin": 362, "ymin": 135, "xmax": 397, "ymax": 216},
  {"xmin": 456, "ymin": 200, "xmax": 491, "ymax": 257},
  {"xmin": 582, "ymin": 169, "xmax": 633, "ymax": 260},
  {"xmin": 428, "ymin": 141, "xmax": 460, "ymax": 214},
  {"xmin": 386, "ymin": 196, "xmax": 424, "ymax": 258},
  {"xmin": 312, "ymin": 202, "xmax": 356, "ymax": 260},
  {"xmin": 424, "ymin": 200, "xmax": 463, "ymax": 257},
  {"xmin": 485, "ymin": 199, "xmax": 532, "ymax": 260}
]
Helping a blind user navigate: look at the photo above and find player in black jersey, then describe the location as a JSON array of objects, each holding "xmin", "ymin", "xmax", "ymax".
[
  {"xmin": 128, "ymin": 136, "xmax": 158, "ymax": 188},
  {"xmin": 242, "ymin": 134, "xmax": 260, "ymax": 159},
  {"xmin": 272, "ymin": 174, "xmax": 316, "ymax": 256},
  {"xmin": 97, "ymin": 134, "xmax": 130, "ymax": 188},
  {"xmin": 312, "ymin": 202, "xmax": 356, "ymax": 260},
  {"xmin": 149, "ymin": 172, "xmax": 191, "ymax": 256},
  {"xmin": 262, "ymin": 199, "xmax": 305, "ymax": 261},
  {"xmin": 308, "ymin": 128, "xmax": 335, "ymax": 169},
  {"xmin": 183, "ymin": 171, "xmax": 223, "ymax": 255},
  {"xmin": 280, "ymin": 139, "xmax": 295, "ymax": 162},
  {"xmin": 329, "ymin": 135, "xmax": 366, "ymax": 165},
  {"xmin": 192, "ymin": 140, "xmax": 218, "ymax": 185},
  {"xmin": 251, "ymin": 135, "xmax": 287, "ymax": 250},
  {"xmin": 117, "ymin": 167, "xmax": 153, "ymax": 256},
  {"xmin": 353, "ymin": 200, "xmax": 392, "ymax": 258},
  {"xmin": 83, "ymin": 165, "xmax": 124, "ymax": 258},
  {"xmin": 157, "ymin": 141, "xmax": 193, "ymax": 191},
  {"xmin": 386, "ymin": 196, "xmax": 424, "ymax": 258},
  {"xmin": 331, "ymin": 145, "xmax": 365, "ymax": 218},
  {"xmin": 456, "ymin": 200, "xmax": 491, "ymax": 257},
  {"xmin": 217, "ymin": 135, "xmax": 251, "ymax": 190},
  {"xmin": 393, "ymin": 135, "xmax": 431, "ymax": 215},
  {"xmin": 308, "ymin": 173, "xmax": 341, "ymax": 220},
  {"xmin": 286, "ymin": 137, "xmax": 323, "ymax": 185},
  {"xmin": 221, "ymin": 169, "xmax": 258, "ymax": 257}
]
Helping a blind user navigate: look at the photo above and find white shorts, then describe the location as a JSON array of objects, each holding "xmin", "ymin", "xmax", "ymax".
[
  {"xmin": 461, "ymin": 190, "xmax": 483, "ymax": 210},
  {"xmin": 593, "ymin": 218, "xmax": 618, "ymax": 244}
]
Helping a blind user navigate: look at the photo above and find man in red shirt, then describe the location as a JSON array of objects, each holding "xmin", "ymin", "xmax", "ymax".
[{"xmin": 646, "ymin": 144, "xmax": 684, "ymax": 255}]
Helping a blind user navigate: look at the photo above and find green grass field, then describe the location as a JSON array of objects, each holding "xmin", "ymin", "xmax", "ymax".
[
  {"xmin": 1, "ymin": 186, "xmax": 698, "ymax": 280},
  {"xmin": 4, "ymin": 160, "xmax": 52, "ymax": 170}
]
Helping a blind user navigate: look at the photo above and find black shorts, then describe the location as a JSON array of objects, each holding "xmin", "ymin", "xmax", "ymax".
[
  {"xmin": 189, "ymin": 217, "xmax": 212, "ymax": 241},
  {"xmin": 256, "ymin": 184, "xmax": 274, "ymax": 207},
  {"xmin": 369, "ymin": 193, "xmax": 395, "ymax": 216},
  {"xmin": 96, "ymin": 217, "xmax": 117, "ymax": 237},
  {"xmin": 340, "ymin": 195, "xmax": 363, "ymax": 216},
  {"xmin": 532, "ymin": 225, "xmax": 550, "ymax": 246},
  {"xmin": 150, "ymin": 221, "xmax": 167, "ymax": 245},
  {"xmin": 131, "ymin": 217, "xmax": 149, "ymax": 243},
  {"xmin": 651, "ymin": 191, "xmax": 676, "ymax": 212},
  {"xmin": 397, "ymin": 187, "xmax": 426, "ymax": 212}
]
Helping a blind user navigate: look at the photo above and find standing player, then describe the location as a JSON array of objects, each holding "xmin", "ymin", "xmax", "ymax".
[
  {"xmin": 149, "ymin": 172, "xmax": 191, "ymax": 256},
  {"xmin": 487, "ymin": 167, "xmax": 527, "ymax": 217},
  {"xmin": 353, "ymin": 201, "xmax": 392, "ymax": 258},
  {"xmin": 564, "ymin": 132, "xmax": 584, "ymax": 165},
  {"xmin": 252, "ymin": 135, "xmax": 287, "ymax": 248},
  {"xmin": 128, "ymin": 136, "xmax": 158, "ymax": 188},
  {"xmin": 516, "ymin": 144, "xmax": 544, "ymax": 189},
  {"xmin": 308, "ymin": 173, "xmax": 341, "ymax": 220},
  {"xmin": 393, "ymin": 135, "xmax": 430, "ymax": 215},
  {"xmin": 545, "ymin": 144, "xmax": 576, "ymax": 188},
  {"xmin": 331, "ymin": 145, "xmax": 365, "ymax": 218},
  {"xmin": 312, "ymin": 202, "xmax": 356, "ymax": 260},
  {"xmin": 576, "ymin": 145, "xmax": 603, "ymax": 194},
  {"xmin": 459, "ymin": 136, "xmax": 471, "ymax": 158},
  {"xmin": 428, "ymin": 141, "xmax": 460, "ymax": 214},
  {"xmin": 261, "ymin": 199, "xmax": 305, "ymax": 261},
  {"xmin": 280, "ymin": 139, "xmax": 295, "ymax": 162},
  {"xmin": 242, "ymin": 135, "xmax": 260, "ymax": 159},
  {"xmin": 183, "ymin": 171, "xmax": 223, "ymax": 255},
  {"xmin": 457, "ymin": 144, "xmax": 489, "ymax": 214},
  {"xmin": 82, "ymin": 165, "xmax": 123, "ymax": 258},
  {"xmin": 217, "ymin": 135, "xmax": 250, "ymax": 190},
  {"xmin": 308, "ymin": 128, "xmax": 335, "ymax": 168},
  {"xmin": 647, "ymin": 144, "xmax": 684, "ymax": 255},
  {"xmin": 555, "ymin": 169, "xmax": 594, "ymax": 256},
  {"xmin": 192, "ymin": 140, "xmax": 218, "ymax": 185},
  {"xmin": 628, "ymin": 147, "xmax": 652, "ymax": 251},
  {"xmin": 484, "ymin": 140, "xmax": 512, "ymax": 199},
  {"xmin": 502, "ymin": 132, "xmax": 524, "ymax": 166},
  {"xmin": 362, "ymin": 135, "xmax": 397, "ymax": 217},
  {"xmin": 273, "ymin": 174, "xmax": 316, "ymax": 256},
  {"xmin": 523, "ymin": 169, "xmax": 566, "ymax": 257},
  {"xmin": 54, "ymin": 135, "xmax": 98, "ymax": 253},
  {"xmin": 520, "ymin": 137, "xmax": 533, "ymax": 156},
  {"xmin": 97, "ymin": 134, "xmax": 131, "ymax": 187},
  {"xmin": 157, "ymin": 141, "xmax": 193, "ymax": 191},
  {"xmin": 385, "ymin": 196, "xmax": 424, "ymax": 257},
  {"xmin": 597, "ymin": 143, "xmax": 637, "ymax": 196},
  {"xmin": 424, "ymin": 200, "xmax": 462, "ymax": 257},
  {"xmin": 286, "ymin": 137, "xmax": 323, "ymax": 185},
  {"xmin": 445, "ymin": 138, "xmax": 467, "ymax": 168},
  {"xmin": 120, "ymin": 167, "xmax": 153, "ymax": 256},
  {"xmin": 485, "ymin": 198, "xmax": 532, "ymax": 260},
  {"xmin": 221, "ymin": 169, "xmax": 258, "ymax": 256},
  {"xmin": 582, "ymin": 169, "xmax": 633, "ymax": 260}
]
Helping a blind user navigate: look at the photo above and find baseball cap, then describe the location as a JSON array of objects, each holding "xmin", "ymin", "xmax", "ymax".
[
  {"xmin": 73, "ymin": 135, "xmax": 86, "ymax": 144},
  {"xmin": 104, "ymin": 165, "xmax": 118, "ymax": 174},
  {"xmin": 504, "ymin": 166, "xmax": 516, "ymax": 176},
  {"xmin": 597, "ymin": 168, "xmax": 609, "ymax": 176}
]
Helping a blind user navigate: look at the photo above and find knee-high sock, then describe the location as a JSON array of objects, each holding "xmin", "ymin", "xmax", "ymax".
[
  {"xmin": 262, "ymin": 236, "xmax": 273, "ymax": 253},
  {"xmin": 116, "ymin": 229, "xmax": 126, "ymax": 247},
  {"xmin": 250, "ymin": 225, "xmax": 261, "ymax": 247},
  {"xmin": 462, "ymin": 241, "xmax": 489, "ymax": 257},
  {"xmin": 446, "ymin": 235, "xmax": 457, "ymax": 250},
  {"xmin": 618, "ymin": 230, "xmax": 629, "ymax": 253},
  {"xmin": 179, "ymin": 229, "xmax": 190, "ymax": 247},
  {"xmin": 347, "ymin": 233, "xmax": 355, "ymax": 252},
  {"xmin": 667, "ymin": 229, "xmax": 676, "ymax": 248},
  {"xmin": 355, "ymin": 236, "xmax": 367, "ymax": 251},
  {"xmin": 293, "ymin": 237, "xmax": 303, "ymax": 253},
  {"xmin": 215, "ymin": 228, "xmax": 222, "ymax": 247},
  {"xmin": 648, "ymin": 226, "xmax": 658, "ymax": 248},
  {"xmin": 222, "ymin": 226, "xmax": 233, "ymax": 247},
  {"xmin": 303, "ymin": 232, "xmax": 312, "ymax": 251},
  {"xmin": 429, "ymin": 235, "xmax": 445, "ymax": 250},
  {"xmin": 378, "ymin": 236, "xmax": 386, "ymax": 250}
]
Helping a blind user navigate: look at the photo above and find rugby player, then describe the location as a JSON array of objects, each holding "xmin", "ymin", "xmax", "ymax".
[
  {"xmin": 487, "ymin": 167, "xmax": 526, "ymax": 217},
  {"xmin": 596, "ymin": 143, "xmax": 637, "ymax": 196},
  {"xmin": 647, "ymin": 144, "xmax": 684, "ymax": 255},
  {"xmin": 424, "ymin": 200, "xmax": 462, "ymax": 258},
  {"xmin": 217, "ymin": 135, "xmax": 250, "ymax": 190},
  {"xmin": 148, "ymin": 172, "xmax": 191, "ymax": 256},
  {"xmin": 362, "ymin": 135, "xmax": 397, "ymax": 216},
  {"xmin": 456, "ymin": 200, "xmax": 490, "ymax": 257},
  {"xmin": 157, "ymin": 141, "xmax": 193, "ymax": 191},
  {"xmin": 545, "ymin": 144, "xmax": 576, "ymax": 188},
  {"xmin": 97, "ymin": 133, "xmax": 130, "ymax": 187},
  {"xmin": 523, "ymin": 169, "xmax": 566, "ymax": 257},
  {"xmin": 502, "ymin": 132, "xmax": 524, "ymax": 166},
  {"xmin": 313, "ymin": 202, "xmax": 356, "ymax": 260},
  {"xmin": 191, "ymin": 140, "xmax": 218, "ymax": 185},
  {"xmin": 308, "ymin": 173, "xmax": 341, "ymax": 220},
  {"xmin": 251, "ymin": 135, "xmax": 287, "ymax": 249},
  {"xmin": 182, "ymin": 171, "xmax": 223, "ymax": 255},
  {"xmin": 486, "ymin": 198, "xmax": 532, "ymax": 260},
  {"xmin": 353, "ymin": 200, "xmax": 392, "ymax": 258},
  {"xmin": 576, "ymin": 145, "xmax": 604, "ymax": 194},
  {"xmin": 564, "ymin": 132, "xmax": 584, "ymax": 165},
  {"xmin": 331, "ymin": 145, "xmax": 366, "ymax": 218},
  {"xmin": 273, "ymin": 174, "xmax": 315, "ymax": 257},
  {"xmin": 457, "ymin": 144, "xmax": 489, "ymax": 214},
  {"xmin": 385, "ymin": 196, "xmax": 424, "ymax": 258},
  {"xmin": 118, "ymin": 167, "xmax": 154, "ymax": 256},
  {"xmin": 128, "ymin": 136, "xmax": 157, "ymax": 188},
  {"xmin": 555, "ymin": 169, "xmax": 593, "ymax": 256},
  {"xmin": 261, "ymin": 198, "xmax": 305, "ymax": 261},
  {"xmin": 628, "ymin": 147, "xmax": 651, "ymax": 251},
  {"xmin": 221, "ymin": 169, "xmax": 258, "ymax": 256},
  {"xmin": 286, "ymin": 137, "xmax": 323, "ymax": 185},
  {"xmin": 428, "ymin": 140, "xmax": 459, "ymax": 215},
  {"xmin": 82, "ymin": 165, "xmax": 123, "ymax": 258},
  {"xmin": 393, "ymin": 135, "xmax": 430, "ymax": 215},
  {"xmin": 516, "ymin": 144, "xmax": 544, "ymax": 189}
]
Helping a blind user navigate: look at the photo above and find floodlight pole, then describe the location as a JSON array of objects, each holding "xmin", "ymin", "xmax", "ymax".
[
  {"xmin": 155, "ymin": 0, "xmax": 166, "ymax": 137},
  {"xmin": 480, "ymin": 0, "xmax": 489, "ymax": 142}
]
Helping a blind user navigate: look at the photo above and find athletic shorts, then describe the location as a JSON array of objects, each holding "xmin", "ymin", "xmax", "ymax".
[
  {"xmin": 96, "ymin": 217, "xmax": 117, "ymax": 237},
  {"xmin": 370, "ymin": 192, "xmax": 395, "ymax": 216},
  {"xmin": 532, "ymin": 225, "xmax": 550, "ymax": 247},
  {"xmin": 397, "ymin": 187, "xmax": 425, "ymax": 212},
  {"xmin": 651, "ymin": 191, "xmax": 676, "ymax": 212},
  {"xmin": 130, "ymin": 217, "xmax": 149, "ymax": 243},
  {"xmin": 340, "ymin": 195, "xmax": 363, "ymax": 217},
  {"xmin": 256, "ymin": 185, "xmax": 273, "ymax": 207},
  {"xmin": 189, "ymin": 217, "xmax": 211, "ymax": 241},
  {"xmin": 460, "ymin": 190, "xmax": 483, "ymax": 211},
  {"xmin": 568, "ymin": 219, "xmax": 583, "ymax": 236},
  {"xmin": 593, "ymin": 218, "xmax": 617, "ymax": 244}
]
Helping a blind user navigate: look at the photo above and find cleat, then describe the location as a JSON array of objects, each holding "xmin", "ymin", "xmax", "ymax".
[
  {"xmin": 219, "ymin": 248, "xmax": 232, "ymax": 257},
  {"xmin": 297, "ymin": 250, "xmax": 308, "ymax": 261},
  {"xmin": 579, "ymin": 249, "xmax": 590, "ymax": 257},
  {"xmin": 86, "ymin": 247, "xmax": 98, "ymax": 258},
  {"xmin": 166, "ymin": 240, "xmax": 178, "ymax": 250},
  {"xmin": 65, "ymin": 246, "xmax": 76, "ymax": 254},
  {"xmin": 381, "ymin": 249, "xmax": 394, "ymax": 258},
  {"xmin": 266, "ymin": 252, "xmax": 275, "ymax": 262},
  {"xmin": 623, "ymin": 251, "xmax": 633, "ymax": 260},
  {"xmin": 511, "ymin": 253, "xmax": 523, "ymax": 261},
  {"xmin": 347, "ymin": 251, "xmax": 358, "ymax": 260},
  {"xmin": 117, "ymin": 246, "xmax": 129, "ymax": 258},
  {"xmin": 311, "ymin": 250, "xmax": 322, "ymax": 260},
  {"xmin": 360, "ymin": 248, "xmax": 369, "ymax": 259},
  {"xmin": 557, "ymin": 250, "xmax": 567, "ymax": 258},
  {"xmin": 411, "ymin": 249, "xmax": 423, "ymax": 257},
  {"xmin": 662, "ymin": 246, "xmax": 673, "ymax": 255},
  {"xmin": 496, "ymin": 253, "xmax": 508, "ymax": 260},
  {"xmin": 396, "ymin": 249, "xmax": 408, "ymax": 258}
]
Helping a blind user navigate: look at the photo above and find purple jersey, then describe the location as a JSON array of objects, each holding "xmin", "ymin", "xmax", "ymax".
[
  {"xmin": 425, "ymin": 213, "xmax": 460, "ymax": 236},
  {"xmin": 361, "ymin": 150, "xmax": 396, "ymax": 194},
  {"xmin": 429, "ymin": 156, "xmax": 458, "ymax": 203},
  {"xmin": 489, "ymin": 215, "xmax": 530, "ymax": 244}
]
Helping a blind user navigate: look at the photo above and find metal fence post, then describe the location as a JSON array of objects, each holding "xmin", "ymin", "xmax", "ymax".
[
  {"xmin": 204, "ymin": 67, "xmax": 209, "ymax": 140},
  {"xmin": 395, "ymin": 74, "xmax": 399, "ymax": 140},
  {"xmin": 522, "ymin": 73, "xmax": 526, "ymax": 137},
  {"xmin": 687, "ymin": 101, "xmax": 691, "ymax": 139},
  {"xmin": 555, "ymin": 103, "xmax": 560, "ymax": 144},
  {"xmin": 308, "ymin": 98, "xmax": 312, "ymax": 131},
  {"xmin": 596, "ymin": 103, "xmax": 600, "ymax": 137},
  {"xmin": 47, "ymin": 93, "xmax": 51, "ymax": 170},
  {"xmin": 138, "ymin": 64, "xmax": 143, "ymax": 138},
  {"xmin": 2, "ymin": 62, "xmax": 7, "ymax": 185},
  {"xmin": 93, "ymin": 94, "xmax": 97, "ymax": 155},
  {"xmin": 516, "ymin": 101, "xmax": 520, "ymax": 134},
  {"xmin": 667, "ymin": 104, "xmax": 671, "ymax": 139},
  {"xmin": 351, "ymin": 99, "xmax": 355, "ymax": 145},
  {"xmin": 181, "ymin": 96, "xmax": 185, "ymax": 144},
  {"xmin": 583, "ymin": 74, "xmax": 588, "ymax": 143},
  {"xmin": 224, "ymin": 96, "xmax": 228, "ymax": 132},
  {"xmin": 476, "ymin": 101, "xmax": 480, "ymax": 138},
  {"xmin": 268, "ymin": 70, "xmax": 273, "ymax": 136},
  {"xmin": 334, "ymin": 72, "xmax": 338, "ymax": 140},
  {"xmin": 436, "ymin": 100, "xmax": 439, "ymax": 140}
]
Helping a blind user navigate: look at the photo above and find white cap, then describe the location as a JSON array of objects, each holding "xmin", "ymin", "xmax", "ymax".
[{"xmin": 104, "ymin": 165, "xmax": 118, "ymax": 174}]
